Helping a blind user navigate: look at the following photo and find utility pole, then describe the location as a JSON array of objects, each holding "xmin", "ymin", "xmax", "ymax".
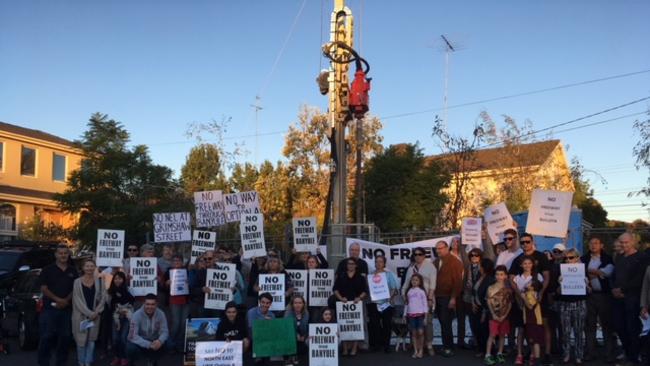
[
  {"xmin": 250, "ymin": 95, "xmax": 263, "ymax": 164},
  {"xmin": 355, "ymin": 117, "xmax": 363, "ymax": 235}
]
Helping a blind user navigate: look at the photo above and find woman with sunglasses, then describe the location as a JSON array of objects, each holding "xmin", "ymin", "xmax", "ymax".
[
  {"xmin": 333, "ymin": 258, "xmax": 367, "ymax": 356},
  {"xmin": 463, "ymin": 248, "xmax": 484, "ymax": 353},
  {"xmin": 557, "ymin": 248, "xmax": 589, "ymax": 365}
]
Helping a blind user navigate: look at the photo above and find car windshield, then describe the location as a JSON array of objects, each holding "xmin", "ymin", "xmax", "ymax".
[{"xmin": 0, "ymin": 252, "xmax": 21, "ymax": 271}]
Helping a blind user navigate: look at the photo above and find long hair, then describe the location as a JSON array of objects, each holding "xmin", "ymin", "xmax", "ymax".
[
  {"xmin": 406, "ymin": 273, "xmax": 425, "ymax": 295},
  {"xmin": 108, "ymin": 271, "xmax": 129, "ymax": 297}
]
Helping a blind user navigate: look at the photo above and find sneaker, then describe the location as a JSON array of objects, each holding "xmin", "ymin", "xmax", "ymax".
[
  {"xmin": 441, "ymin": 348, "xmax": 454, "ymax": 358},
  {"xmin": 496, "ymin": 353, "xmax": 506, "ymax": 364},
  {"xmin": 485, "ymin": 355, "xmax": 497, "ymax": 365},
  {"xmin": 516, "ymin": 355, "xmax": 525, "ymax": 365}
]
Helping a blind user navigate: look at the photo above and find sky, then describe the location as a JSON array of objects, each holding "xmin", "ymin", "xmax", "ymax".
[{"xmin": 1, "ymin": 0, "xmax": 649, "ymax": 223}]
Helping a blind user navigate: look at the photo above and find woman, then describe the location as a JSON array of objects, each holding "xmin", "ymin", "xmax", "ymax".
[
  {"xmin": 72, "ymin": 259, "xmax": 106, "ymax": 366},
  {"xmin": 163, "ymin": 254, "xmax": 190, "ymax": 353},
  {"xmin": 306, "ymin": 254, "xmax": 328, "ymax": 322},
  {"xmin": 254, "ymin": 255, "xmax": 294, "ymax": 316},
  {"xmin": 107, "ymin": 271, "xmax": 134, "ymax": 366},
  {"xmin": 332, "ymin": 258, "xmax": 367, "ymax": 356},
  {"xmin": 463, "ymin": 248, "xmax": 483, "ymax": 352},
  {"xmin": 285, "ymin": 295, "xmax": 310, "ymax": 365},
  {"xmin": 288, "ymin": 248, "xmax": 329, "ymax": 270},
  {"xmin": 557, "ymin": 248, "xmax": 589, "ymax": 365},
  {"xmin": 215, "ymin": 301, "xmax": 250, "ymax": 352},
  {"xmin": 368, "ymin": 255, "xmax": 399, "ymax": 353},
  {"xmin": 470, "ymin": 258, "xmax": 495, "ymax": 357},
  {"xmin": 189, "ymin": 254, "xmax": 208, "ymax": 317}
]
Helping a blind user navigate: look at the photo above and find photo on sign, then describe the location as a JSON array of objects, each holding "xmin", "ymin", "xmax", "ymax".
[{"xmin": 184, "ymin": 318, "xmax": 220, "ymax": 365}]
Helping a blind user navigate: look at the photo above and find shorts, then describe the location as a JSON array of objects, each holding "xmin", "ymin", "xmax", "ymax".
[
  {"xmin": 407, "ymin": 315, "xmax": 425, "ymax": 331},
  {"xmin": 489, "ymin": 319, "xmax": 511, "ymax": 337},
  {"xmin": 525, "ymin": 323, "xmax": 545, "ymax": 346}
]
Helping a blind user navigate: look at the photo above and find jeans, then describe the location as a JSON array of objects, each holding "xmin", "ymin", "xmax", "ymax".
[
  {"xmin": 38, "ymin": 307, "xmax": 72, "ymax": 366},
  {"xmin": 435, "ymin": 296, "xmax": 455, "ymax": 349},
  {"xmin": 112, "ymin": 317, "xmax": 130, "ymax": 359},
  {"xmin": 585, "ymin": 292, "xmax": 615, "ymax": 357},
  {"xmin": 77, "ymin": 340, "xmax": 95, "ymax": 365},
  {"xmin": 170, "ymin": 303, "xmax": 190, "ymax": 350},
  {"xmin": 367, "ymin": 303, "xmax": 394, "ymax": 349},
  {"xmin": 613, "ymin": 294, "xmax": 642, "ymax": 363},
  {"xmin": 455, "ymin": 300, "xmax": 467, "ymax": 346},
  {"xmin": 469, "ymin": 307, "xmax": 488, "ymax": 352},
  {"xmin": 126, "ymin": 342, "xmax": 166, "ymax": 363},
  {"xmin": 559, "ymin": 300, "xmax": 586, "ymax": 360}
]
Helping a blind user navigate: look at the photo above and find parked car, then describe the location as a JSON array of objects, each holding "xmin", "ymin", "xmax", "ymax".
[
  {"xmin": 1, "ymin": 268, "xmax": 42, "ymax": 350},
  {"xmin": 0, "ymin": 242, "xmax": 57, "ymax": 294}
]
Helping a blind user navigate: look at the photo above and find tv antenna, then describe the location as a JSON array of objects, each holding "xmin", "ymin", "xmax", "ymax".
[
  {"xmin": 250, "ymin": 95, "xmax": 263, "ymax": 164},
  {"xmin": 433, "ymin": 34, "xmax": 467, "ymax": 131}
]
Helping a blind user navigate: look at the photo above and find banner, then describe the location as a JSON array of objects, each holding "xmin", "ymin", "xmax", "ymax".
[
  {"xmin": 191, "ymin": 230, "xmax": 217, "ymax": 265},
  {"xmin": 368, "ymin": 272, "xmax": 390, "ymax": 301},
  {"xmin": 286, "ymin": 270, "xmax": 307, "ymax": 299},
  {"xmin": 129, "ymin": 257, "xmax": 157, "ymax": 296},
  {"xmin": 461, "ymin": 217, "xmax": 482, "ymax": 249},
  {"xmin": 170, "ymin": 268, "xmax": 189, "ymax": 296},
  {"xmin": 484, "ymin": 202, "xmax": 516, "ymax": 244},
  {"xmin": 96, "ymin": 229, "xmax": 124, "ymax": 267},
  {"xmin": 184, "ymin": 318, "xmax": 220, "ymax": 365},
  {"xmin": 258, "ymin": 273, "xmax": 285, "ymax": 311},
  {"xmin": 252, "ymin": 318, "xmax": 296, "ymax": 357},
  {"xmin": 153, "ymin": 212, "xmax": 191, "ymax": 243},
  {"xmin": 205, "ymin": 264, "xmax": 236, "ymax": 310},
  {"xmin": 336, "ymin": 301, "xmax": 364, "ymax": 341},
  {"xmin": 292, "ymin": 217, "xmax": 318, "ymax": 253},
  {"xmin": 309, "ymin": 324, "xmax": 338, "ymax": 366},
  {"xmin": 195, "ymin": 341, "xmax": 242, "ymax": 366},
  {"xmin": 308, "ymin": 269, "xmax": 334, "ymax": 307},
  {"xmin": 526, "ymin": 189, "xmax": 574, "ymax": 238},
  {"xmin": 560, "ymin": 263, "xmax": 586, "ymax": 295},
  {"xmin": 240, "ymin": 214, "xmax": 266, "ymax": 259},
  {"xmin": 223, "ymin": 191, "xmax": 261, "ymax": 223},
  {"xmin": 194, "ymin": 190, "xmax": 226, "ymax": 228}
]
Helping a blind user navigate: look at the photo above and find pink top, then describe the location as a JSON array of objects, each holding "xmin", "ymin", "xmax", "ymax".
[{"xmin": 406, "ymin": 287, "xmax": 428, "ymax": 316}]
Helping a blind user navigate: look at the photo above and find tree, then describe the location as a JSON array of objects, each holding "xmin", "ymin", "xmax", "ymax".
[
  {"xmin": 19, "ymin": 213, "xmax": 72, "ymax": 243},
  {"xmin": 254, "ymin": 160, "xmax": 294, "ymax": 248},
  {"xmin": 633, "ymin": 108, "xmax": 650, "ymax": 196},
  {"xmin": 55, "ymin": 113, "xmax": 186, "ymax": 249},
  {"xmin": 570, "ymin": 157, "xmax": 608, "ymax": 227},
  {"xmin": 180, "ymin": 143, "xmax": 228, "ymax": 193},
  {"xmin": 364, "ymin": 143, "xmax": 449, "ymax": 232},
  {"xmin": 229, "ymin": 162, "xmax": 259, "ymax": 192}
]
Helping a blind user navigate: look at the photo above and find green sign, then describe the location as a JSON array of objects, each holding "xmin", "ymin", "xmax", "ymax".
[{"xmin": 252, "ymin": 318, "xmax": 297, "ymax": 357}]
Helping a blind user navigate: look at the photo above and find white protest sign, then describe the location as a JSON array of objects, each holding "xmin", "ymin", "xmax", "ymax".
[
  {"xmin": 258, "ymin": 274, "xmax": 285, "ymax": 311},
  {"xmin": 170, "ymin": 268, "xmax": 189, "ymax": 296},
  {"xmin": 461, "ymin": 217, "xmax": 482, "ymax": 249},
  {"xmin": 224, "ymin": 191, "xmax": 261, "ymax": 223},
  {"xmin": 368, "ymin": 272, "xmax": 390, "ymax": 301},
  {"xmin": 195, "ymin": 341, "xmax": 242, "ymax": 366},
  {"xmin": 129, "ymin": 257, "xmax": 157, "ymax": 296},
  {"xmin": 309, "ymin": 324, "xmax": 338, "ymax": 366},
  {"xmin": 526, "ymin": 189, "xmax": 574, "ymax": 238},
  {"xmin": 308, "ymin": 269, "xmax": 334, "ymax": 307},
  {"xmin": 205, "ymin": 264, "xmax": 236, "ymax": 310},
  {"xmin": 292, "ymin": 217, "xmax": 318, "ymax": 253},
  {"xmin": 153, "ymin": 212, "xmax": 191, "ymax": 243},
  {"xmin": 286, "ymin": 270, "xmax": 307, "ymax": 299},
  {"xmin": 240, "ymin": 214, "xmax": 266, "ymax": 259},
  {"xmin": 96, "ymin": 229, "xmax": 124, "ymax": 267},
  {"xmin": 484, "ymin": 202, "xmax": 516, "ymax": 244},
  {"xmin": 223, "ymin": 193, "xmax": 241, "ymax": 223},
  {"xmin": 194, "ymin": 190, "xmax": 226, "ymax": 228},
  {"xmin": 560, "ymin": 263, "xmax": 586, "ymax": 296},
  {"xmin": 336, "ymin": 302, "xmax": 364, "ymax": 341},
  {"xmin": 191, "ymin": 230, "xmax": 217, "ymax": 265}
]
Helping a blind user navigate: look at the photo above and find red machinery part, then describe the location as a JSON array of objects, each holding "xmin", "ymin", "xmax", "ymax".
[{"xmin": 349, "ymin": 69, "xmax": 371, "ymax": 119}]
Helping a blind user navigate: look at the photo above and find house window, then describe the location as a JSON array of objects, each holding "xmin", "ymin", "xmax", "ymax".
[
  {"xmin": 53, "ymin": 153, "xmax": 66, "ymax": 181},
  {"xmin": 21, "ymin": 146, "xmax": 36, "ymax": 176}
]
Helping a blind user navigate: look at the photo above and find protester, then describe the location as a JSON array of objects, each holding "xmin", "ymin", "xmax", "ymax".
[
  {"xmin": 127, "ymin": 293, "xmax": 169, "ymax": 365},
  {"xmin": 464, "ymin": 248, "xmax": 484, "ymax": 353},
  {"xmin": 496, "ymin": 228, "xmax": 522, "ymax": 271},
  {"xmin": 319, "ymin": 307, "xmax": 336, "ymax": 323},
  {"xmin": 336, "ymin": 242, "xmax": 369, "ymax": 278},
  {"xmin": 122, "ymin": 244, "xmax": 140, "ymax": 275},
  {"xmin": 333, "ymin": 257, "xmax": 367, "ymax": 356},
  {"xmin": 158, "ymin": 244, "xmax": 175, "ymax": 274},
  {"xmin": 484, "ymin": 264, "xmax": 511, "ymax": 366},
  {"xmin": 71, "ymin": 259, "xmax": 105, "ymax": 366},
  {"xmin": 162, "ymin": 254, "xmax": 190, "ymax": 353},
  {"xmin": 246, "ymin": 255, "xmax": 268, "ymax": 307},
  {"xmin": 434, "ymin": 240, "xmax": 464, "ymax": 357},
  {"xmin": 247, "ymin": 293, "xmax": 276, "ymax": 364},
  {"xmin": 522, "ymin": 279, "xmax": 544, "ymax": 366},
  {"xmin": 451, "ymin": 236, "xmax": 470, "ymax": 349},
  {"xmin": 38, "ymin": 244, "xmax": 79, "ymax": 366},
  {"xmin": 405, "ymin": 273, "xmax": 428, "ymax": 359},
  {"xmin": 254, "ymin": 255, "xmax": 294, "ymax": 316},
  {"xmin": 189, "ymin": 254, "xmax": 209, "ymax": 317},
  {"xmin": 557, "ymin": 248, "xmax": 588, "ymax": 365},
  {"xmin": 512, "ymin": 256, "xmax": 545, "ymax": 366},
  {"xmin": 367, "ymin": 255, "xmax": 399, "ymax": 353},
  {"xmin": 285, "ymin": 295, "xmax": 310, "ymax": 365},
  {"xmin": 215, "ymin": 301, "xmax": 250, "ymax": 352},
  {"xmin": 107, "ymin": 271, "xmax": 135, "ymax": 366},
  {"xmin": 471, "ymin": 258, "xmax": 496, "ymax": 358}
]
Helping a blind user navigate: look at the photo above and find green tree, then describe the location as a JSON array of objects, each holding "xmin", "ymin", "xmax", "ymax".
[
  {"xmin": 254, "ymin": 160, "xmax": 293, "ymax": 246},
  {"xmin": 55, "ymin": 113, "xmax": 186, "ymax": 249},
  {"xmin": 364, "ymin": 143, "xmax": 449, "ymax": 232},
  {"xmin": 633, "ymin": 109, "xmax": 650, "ymax": 196},
  {"xmin": 229, "ymin": 162, "xmax": 259, "ymax": 192},
  {"xmin": 180, "ymin": 143, "xmax": 228, "ymax": 193}
]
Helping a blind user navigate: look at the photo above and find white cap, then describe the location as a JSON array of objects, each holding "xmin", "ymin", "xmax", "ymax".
[{"xmin": 552, "ymin": 243, "xmax": 566, "ymax": 252}]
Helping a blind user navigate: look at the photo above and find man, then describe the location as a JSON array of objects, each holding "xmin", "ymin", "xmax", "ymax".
[
  {"xmin": 401, "ymin": 247, "xmax": 437, "ymax": 356},
  {"xmin": 546, "ymin": 243, "xmax": 565, "ymax": 355},
  {"xmin": 336, "ymin": 242, "xmax": 369, "ymax": 278},
  {"xmin": 38, "ymin": 245, "xmax": 79, "ymax": 366},
  {"xmin": 581, "ymin": 235, "xmax": 616, "ymax": 362},
  {"xmin": 496, "ymin": 229, "xmax": 522, "ymax": 271},
  {"xmin": 611, "ymin": 232, "xmax": 644, "ymax": 365},
  {"xmin": 247, "ymin": 292, "xmax": 276, "ymax": 363},
  {"xmin": 203, "ymin": 250, "xmax": 216, "ymax": 269},
  {"xmin": 127, "ymin": 293, "xmax": 169, "ymax": 366},
  {"xmin": 163, "ymin": 254, "xmax": 190, "ymax": 353},
  {"xmin": 158, "ymin": 244, "xmax": 175, "ymax": 273},
  {"xmin": 122, "ymin": 243, "xmax": 140, "ymax": 274},
  {"xmin": 433, "ymin": 240, "xmax": 464, "ymax": 357}
]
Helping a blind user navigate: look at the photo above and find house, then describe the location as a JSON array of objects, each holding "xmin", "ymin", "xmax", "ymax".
[{"xmin": 0, "ymin": 121, "xmax": 83, "ymax": 240}]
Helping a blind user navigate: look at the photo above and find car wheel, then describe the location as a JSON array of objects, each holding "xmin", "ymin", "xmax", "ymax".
[{"xmin": 18, "ymin": 315, "xmax": 37, "ymax": 351}]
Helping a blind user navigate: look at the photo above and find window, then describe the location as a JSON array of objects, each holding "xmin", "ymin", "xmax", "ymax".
[
  {"xmin": 21, "ymin": 146, "xmax": 36, "ymax": 176},
  {"xmin": 0, "ymin": 141, "xmax": 4, "ymax": 170},
  {"xmin": 53, "ymin": 153, "xmax": 66, "ymax": 181}
]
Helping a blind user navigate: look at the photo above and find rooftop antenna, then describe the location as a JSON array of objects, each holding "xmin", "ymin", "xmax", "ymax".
[
  {"xmin": 434, "ymin": 34, "xmax": 467, "ymax": 131},
  {"xmin": 250, "ymin": 95, "xmax": 263, "ymax": 164}
]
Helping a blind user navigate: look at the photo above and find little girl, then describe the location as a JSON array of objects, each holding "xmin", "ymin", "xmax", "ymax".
[{"xmin": 405, "ymin": 273, "xmax": 428, "ymax": 359}]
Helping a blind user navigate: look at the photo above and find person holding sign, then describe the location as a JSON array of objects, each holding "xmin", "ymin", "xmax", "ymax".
[
  {"xmin": 216, "ymin": 301, "xmax": 250, "ymax": 352},
  {"xmin": 285, "ymin": 295, "xmax": 310, "ymax": 365},
  {"xmin": 246, "ymin": 293, "xmax": 276, "ymax": 364},
  {"xmin": 367, "ymin": 255, "xmax": 399, "ymax": 353},
  {"xmin": 162, "ymin": 255, "xmax": 190, "ymax": 353},
  {"xmin": 332, "ymin": 258, "xmax": 367, "ymax": 356},
  {"xmin": 253, "ymin": 256, "xmax": 294, "ymax": 316},
  {"xmin": 557, "ymin": 249, "xmax": 588, "ymax": 365}
]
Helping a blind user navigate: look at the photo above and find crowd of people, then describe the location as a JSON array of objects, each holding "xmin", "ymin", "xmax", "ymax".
[{"xmin": 34, "ymin": 229, "xmax": 650, "ymax": 366}]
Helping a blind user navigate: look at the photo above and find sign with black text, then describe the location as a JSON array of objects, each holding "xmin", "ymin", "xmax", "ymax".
[
  {"xmin": 336, "ymin": 301, "xmax": 364, "ymax": 341},
  {"xmin": 194, "ymin": 190, "xmax": 226, "ymax": 228},
  {"xmin": 292, "ymin": 217, "xmax": 318, "ymax": 253},
  {"xmin": 223, "ymin": 191, "xmax": 261, "ymax": 223},
  {"xmin": 309, "ymin": 324, "xmax": 338, "ymax": 366},
  {"xmin": 195, "ymin": 341, "xmax": 242, "ymax": 366},
  {"xmin": 484, "ymin": 203, "xmax": 516, "ymax": 244},
  {"xmin": 153, "ymin": 212, "xmax": 191, "ymax": 243},
  {"xmin": 258, "ymin": 273, "xmax": 285, "ymax": 311},
  {"xmin": 191, "ymin": 230, "xmax": 217, "ymax": 265},
  {"xmin": 96, "ymin": 229, "xmax": 124, "ymax": 267},
  {"xmin": 526, "ymin": 189, "xmax": 573, "ymax": 238},
  {"xmin": 205, "ymin": 264, "xmax": 236, "ymax": 310},
  {"xmin": 461, "ymin": 217, "xmax": 482, "ymax": 249},
  {"xmin": 560, "ymin": 263, "xmax": 586, "ymax": 295},
  {"xmin": 286, "ymin": 270, "xmax": 307, "ymax": 299},
  {"xmin": 129, "ymin": 257, "xmax": 157, "ymax": 296},
  {"xmin": 240, "ymin": 214, "xmax": 266, "ymax": 259},
  {"xmin": 308, "ymin": 269, "xmax": 334, "ymax": 307}
]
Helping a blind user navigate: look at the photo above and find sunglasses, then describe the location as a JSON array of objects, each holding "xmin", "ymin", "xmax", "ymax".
[
  {"xmin": 127, "ymin": 249, "xmax": 138, "ymax": 252},
  {"xmin": 565, "ymin": 256, "xmax": 577, "ymax": 260},
  {"xmin": 552, "ymin": 249, "xmax": 563, "ymax": 254},
  {"xmin": 469, "ymin": 253, "xmax": 481, "ymax": 258},
  {"xmin": 414, "ymin": 253, "xmax": 424, "ymax": 256},
  {"xmin": 204, "ymin": 257, "xmax": 214, "ymax": 260},
  {"xmin": 504, "ymin": 237, "xmax": 515, "ymax": 241},
  {"xmin": 520, "ymin": 240, "xmax": 532, "ymax": 244}
]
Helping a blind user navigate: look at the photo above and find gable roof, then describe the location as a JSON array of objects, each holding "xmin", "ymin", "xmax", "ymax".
[
  {"xmin": 427, "ymin": 139, "xmax": 561, "ymax": 172},
  {"xmin": 0, "ymin": 121, "xmax": 75, "ymax": 147}
]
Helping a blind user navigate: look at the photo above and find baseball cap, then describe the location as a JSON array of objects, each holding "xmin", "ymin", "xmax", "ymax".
[{"xmin": 552, "ymin": 243, "xmax": 566, "ymax": 252}]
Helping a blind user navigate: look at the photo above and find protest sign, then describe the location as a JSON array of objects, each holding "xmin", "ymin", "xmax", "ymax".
[
  {"xmin": 96, "ymin": 229, "xmax": 124, "ymax": 267},
  {"xmin": 308, "ymin": 269, "xmax": 334, "ymax": 306},
  {"xmin": 223, "ymin": 191, "xmax": 261, "ymax": 223},
  {"xmin": 367, "ymin": 272, "xmax": 390, "ymax": 301},
  {"xmin": 223, "ymin": 193, "xmax": 241, "ymax": 223},
  {"xmin": 258, "ymin": 273, "xmax": 285, "ymax": 311},
  {"xmin": 240, "ymin": 214, "xmax": 266, "ymax": 259},
  {"xmin": 309, "ymin": 324, "xmax": 338, "ymax": 366},
  {"xmin": 153, "ymin": 212, "xmax": 191, "ymax": 243},
  {"xmin": 484, "ymin": 202, "xmax": 516, "ymax": 244},
  {"xmin": 184, "ymin": 318, "xmax": 220, "ymax": 365},
  {"xmin": 129, "ymin": 257, "xmax": 157, "ymax": 296},
  {"xmin": 205, "ymin": 264, "xmax": 236, "ymax": 310},
  {"xmin": 170, "ymin": 268, "xmax": 189, "ymax": 296},
  {"xmin": 194, "ymin": 190, "xmax": 226, "ymax": 228},
  {"xmin": 461, "ymin": 217, "xmax": 482, "ymax": 249},
  {"xmin": 526, "ymin": 189, "xmax": 574, "ymax": 238},
  {"xmin": 191, "ymin": 230, "xmax": 217, "ymax": 266},
  {"xmin": 195, "ymin": 341, "xmax": 242, "ymax": 366},
  {"xmin": 252, "ymin": 318, "xmax": 296, "ymax": 357},
  {"xmin": 286, "ymin": 270, "xmax": 307, "ymax": 299},
  {"xmin": 560, "ymin": 263, "xmax": 586, "ymax": 295},
  {"xmin": 292, "ymin": 217, "xmax": 318, "ymax": 253},
  {"xmin": 336, "ymin": 302, "xmax": 364, "ymax": 341}
]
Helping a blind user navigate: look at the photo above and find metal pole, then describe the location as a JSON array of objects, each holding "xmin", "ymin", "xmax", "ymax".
[{"xmin": 355, "ymin": 117, "xmax": 363, "ymax": 236}]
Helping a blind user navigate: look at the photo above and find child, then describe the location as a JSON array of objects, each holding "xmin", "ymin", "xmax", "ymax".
[
  {"xmin": 512, "ymin": 256, "xmax": 544, "ymax": 366},
  {"xmin": 522, "ymin": 280, "xmax": 544, "ymax": 366},
  {"xmin": 485, "ymin": 265, "xmax": 513, "ymax": 365},
  {"xmin": 405, "ymin": 273, "xmax": 428, "ymax": 359}
]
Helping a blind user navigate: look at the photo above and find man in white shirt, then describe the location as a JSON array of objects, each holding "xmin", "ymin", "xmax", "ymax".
[{"xmin": 496, "ymin": 228, "xmax": 522, "ymax": 271}]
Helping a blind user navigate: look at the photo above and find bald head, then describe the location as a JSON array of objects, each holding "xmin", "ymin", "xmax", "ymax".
[
  {"xmin": 348, "ymin": 243, "xmax": 361, "ymax": 259},
  {"xmin": 618, "ymin": 232, "xmax": 638, "ymax": 255}
]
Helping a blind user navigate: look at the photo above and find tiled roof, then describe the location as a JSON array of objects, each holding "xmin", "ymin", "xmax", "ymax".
[{"xmin": 0, "ymin": 121, "xmax": 75, "ymax": 147}]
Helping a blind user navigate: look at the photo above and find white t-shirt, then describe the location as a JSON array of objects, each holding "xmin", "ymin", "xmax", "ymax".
[
  {"xmin": 513, "ymin": 273, "xmax": 544, "ymax": 292},
  {"xmin": 497, "ymin": 248, "xmax": 523, "ymax": 271}
]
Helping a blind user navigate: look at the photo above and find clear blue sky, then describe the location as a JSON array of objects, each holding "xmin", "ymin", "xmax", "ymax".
[{"xmin": 1, "ymin": 0, "xmax": 649, "ymax": 222}]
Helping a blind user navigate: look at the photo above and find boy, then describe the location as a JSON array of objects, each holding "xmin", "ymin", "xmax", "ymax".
[{"xmin": 485, "ymin": 265, "xmax": 513, "ymax": 365}]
